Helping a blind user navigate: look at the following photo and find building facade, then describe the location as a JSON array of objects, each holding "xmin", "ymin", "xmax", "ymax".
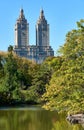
[{"xmin": 14, "ymin": 9, "xmax": 54, "ymax": 63}]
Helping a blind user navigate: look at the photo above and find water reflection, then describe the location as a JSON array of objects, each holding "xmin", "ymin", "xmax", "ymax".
[{"xmin": 0, "ymin": 106, "xmax": 83, "ymax": 130}]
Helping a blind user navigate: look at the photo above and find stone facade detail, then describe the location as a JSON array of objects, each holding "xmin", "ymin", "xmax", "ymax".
[{"xmin": 14, "ymin": 9, "xmax": 54, "ymax": 63}]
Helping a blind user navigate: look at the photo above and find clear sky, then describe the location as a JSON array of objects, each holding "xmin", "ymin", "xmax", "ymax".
[{"xmin": 0, "ymin": 0, "xmax": 84, "ymax": 55}]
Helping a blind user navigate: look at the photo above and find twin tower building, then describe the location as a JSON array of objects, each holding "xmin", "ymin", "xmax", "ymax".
[{"xmin": 14, "ymin": 9, "xmax": 54, "ymax": 63}]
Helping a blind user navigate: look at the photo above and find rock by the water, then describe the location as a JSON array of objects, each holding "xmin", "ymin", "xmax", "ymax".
[{"xmin": 66, "ymin": 114, "xmax": 84, "ymax": 124}]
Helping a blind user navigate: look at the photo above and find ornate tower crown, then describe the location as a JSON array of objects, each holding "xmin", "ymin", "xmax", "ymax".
[
  {"xmin": 37, "ymin": 9, "xmax": 47, "ymax": 24},
  {"xmin": 16, "ymin": 8, "xmax": 27, "ymax": 23},
  {"xmin": 19, "ymin": 8, "xmax": 25, "ymax": 19},
  {"xmin": 40, "ymin": 9, "xmax": 45, "ymax": 19}
]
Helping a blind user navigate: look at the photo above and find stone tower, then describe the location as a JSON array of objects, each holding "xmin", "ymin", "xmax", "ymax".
[
  {"xmin": 36, "ymin": 9, "xmax": 49, "ymax": 46},
  {"xmin": 15, "ymin": 9, "xmax": 29, "ymax": 47}
]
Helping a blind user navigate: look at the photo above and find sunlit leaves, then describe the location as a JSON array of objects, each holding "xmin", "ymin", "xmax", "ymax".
[{"xmin": 42, "ymin": 19, "xmax": 84, "ymax": 114}]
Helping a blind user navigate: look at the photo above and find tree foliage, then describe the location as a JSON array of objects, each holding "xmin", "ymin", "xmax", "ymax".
[
  {"xmin": 0, "ymin": 47, "xmax": 54, "ymax": 105},
  {"xmin": 42, "ymin": 19, "xmax": 84, "ymax": 114}
]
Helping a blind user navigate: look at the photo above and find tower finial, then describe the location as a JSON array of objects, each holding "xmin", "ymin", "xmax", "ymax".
[
  {"xmin": 40, "ymin": 9, "xmax": 45, "ymax": 19},
  {"xmin": 19, "ymin": 8, "xmax": 25, "ymax": 19}
]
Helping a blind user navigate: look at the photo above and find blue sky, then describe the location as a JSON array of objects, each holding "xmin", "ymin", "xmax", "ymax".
[{"xmin": 0, "ymin": 0, "xmax": 84, "ymax": 55}]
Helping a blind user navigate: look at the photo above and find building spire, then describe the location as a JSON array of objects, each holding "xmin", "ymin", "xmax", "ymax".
[
  {"xmin": 40, "ymin": 9, "xmax": 45, "ymax": 19},
  {"xmin": 37, "ymin": 9, "xmax": 47, "ymax": 24},
  {"xmin": 19, "ymin": 8, "xmax": 25, "ymax": 19}
]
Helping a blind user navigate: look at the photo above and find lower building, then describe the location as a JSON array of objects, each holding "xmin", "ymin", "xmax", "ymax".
[{"xmin": 14, "ymin": 45, "xmax": 54, "ymax": 63}]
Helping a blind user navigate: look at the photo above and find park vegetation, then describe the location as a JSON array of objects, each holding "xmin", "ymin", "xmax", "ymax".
[
  {"xmin": 0, "ymin": 19, "xmax": 84, "ymax": 114},
  {"xmin": 42, "ymin": 19, "xmax": 84, "ymax": 114},
  {"xmin": 0, "ymin": 46, "xmax": 53, "ymax": 106}
]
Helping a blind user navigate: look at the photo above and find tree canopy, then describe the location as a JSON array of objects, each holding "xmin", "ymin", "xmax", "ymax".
[{"xmin": 42, "ymin": 19, "xmax": 84, "ymax": 114}]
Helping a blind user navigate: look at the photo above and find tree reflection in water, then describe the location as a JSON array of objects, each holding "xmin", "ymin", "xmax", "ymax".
[{"xmin": 0, "ymin": 107, "xmax": 83, "ymax": 130}]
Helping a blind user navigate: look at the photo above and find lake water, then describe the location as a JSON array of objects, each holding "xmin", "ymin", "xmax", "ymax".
[{"xmin": 0, "ymin": 106, "xmax": 83, "ymax": 130}]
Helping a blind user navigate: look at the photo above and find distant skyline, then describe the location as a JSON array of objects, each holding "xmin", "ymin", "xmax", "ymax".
[{"xmin": 0, "ymin": 0, "xmax": 84, "ymax": 55}]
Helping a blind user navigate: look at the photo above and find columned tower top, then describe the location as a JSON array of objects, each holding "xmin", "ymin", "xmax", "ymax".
[
  {"xmin": 19, "ymin": 8, "xmax": 25, "ymax": 19},
  {"xmin": 16, "ymin": 8, "xmax": 27, "ymax": 23},
  {"xmin": 37, "ymin": 9, "xmax": 47, "ymax": 24},
  {"xmin": 40, "ymin": 9, "xmax": 44, "ymax": 19}
]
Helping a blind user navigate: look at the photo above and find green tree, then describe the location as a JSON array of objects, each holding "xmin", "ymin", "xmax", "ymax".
[
  {"xmin": 8, "ymin": 45, "xmax": 13, "ymax": 52},
  {"xmin": 0, "ymin": 55, "xmax": 4, "ymax": 78},
  {"xmin": 0, "ymin": 47, "xmax": 21, "ymax": 104},
  {"xmin": 16, "ymin": 57, "xmax": 32, "ymax": 89},
  {"xmin": 42, "ymin": 19, "xmax": 84, "ymax": 114}
]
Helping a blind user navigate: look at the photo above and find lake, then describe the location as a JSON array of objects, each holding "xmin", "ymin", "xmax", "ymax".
[{"xmin": 0, "ymin": 106, "xmax": 83, "ymax": 130}]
